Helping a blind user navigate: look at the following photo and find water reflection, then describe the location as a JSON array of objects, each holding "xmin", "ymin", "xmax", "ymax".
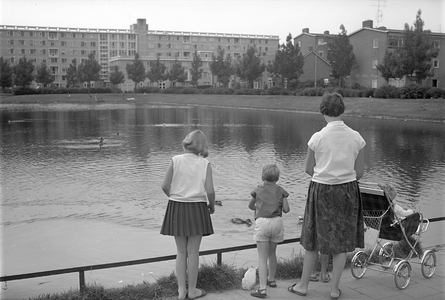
[{"xmin": 1, "ymin": 103, "xmax": 444, "ymax": 235}]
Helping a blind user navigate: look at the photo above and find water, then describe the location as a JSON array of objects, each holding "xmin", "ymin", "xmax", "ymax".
[{"xmin": 0, "ymin": 102, "xmax": 444, "ymax": 296}]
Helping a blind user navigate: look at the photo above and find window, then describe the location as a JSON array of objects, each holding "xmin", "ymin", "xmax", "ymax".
[
  {"xmin": 432, "ymin": 79, "xmax": 438, "ymax": 87},
  {"xmin": 40, "ymin": 40, "xmax": 46, "ymax": 46},
  {"xmin": 50, "ymin": 66, "xmax": 59, "ymax": 75},
  {"xmin": 61, "ymin": 41, "xmax": 67, "ymax": 46},
  {"xmin": 41, "ymin": 49, "xmax": 47, "ymax": 55},
  {"xmin": 81, "ymin": 42, "xmax": 87, "ymax": 47},
  {"xmin": 72, "ymin": 33, "xmax": 76, "ymax": 38},
  {"xmin": 19, "ymin": 40, "xmax": 25, "ymax": 45},
  {"xmin": 434, "ymin": 40, "xmax": 440, "ymax": 49},
  {"xmin": 91, "ymin": 42, "xmax": 96, "ymax": 47},
  {"xmin": 61, "ymin": 33, "xmax": 66, "ymax": 38},
  {"xmin": 20, "ymin": 49, "xmax": 26, "ymax": 54},
  {"xmin": 433, "ymin": 60, "xmax": 439, "ymax": 68},
  {"xmin": 372, "ymin": 59, "xmax": 378, "ymax": 69},
  {"xmin": 373, "ymin": 38, "xmax": 378, "ymax": 48},
  {"xmin": 50, "ymin": 58, "xmax": 58, "ymax": 63},
  {"xmin": 8, "ymin": 39, "xmax": 14, "ymax": 45},
  {"xmin": 183, "ymin": 36, "xmax": 190, "ymax": 43},
  {"xmin": 50, "ymin": 41, "xmax": 57, "ymax": 47},
  {"xmin": 49, "ymin": 32, "xmax": 57, "ymax": 39},
  {"xmin": 40, "ymin": 32, "xmax": 46, "ymax": 37},
  {"xmin": 30, "ymin": 49, "xmax": 36, "ymax": 54},
  {"xmin": 72, "ymin": 41, "xmax": 77, "ymax": 47},
  {"xmin": 62, "ymin": 58, "xmax": 68, "ymax": 63},
  {"xmin": 29, "ymin": 31, "xmax": 35, "ymax": 37},
  {"xmin": 81, "ymin": 50, "xmax": 87, "ymax": 55},
  {"xmin": 7, "ymin": 31, "xmax": 13, "ymax": 36},
  {"xmin": 372, "ymin": 79, "xmax": 378, "ymax": 88},
  {"xmin": 158, "ymin": 43, "xmax": 162, "ymax": 48},
  {"xmin": 81, "ymin": 33, "xmax": 87, "ymax": 38}
]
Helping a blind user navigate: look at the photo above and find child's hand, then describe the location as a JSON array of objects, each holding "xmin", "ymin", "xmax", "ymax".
[{"xmin": 208, "ymin": 204, "xmax": 215, "ymax": 214}]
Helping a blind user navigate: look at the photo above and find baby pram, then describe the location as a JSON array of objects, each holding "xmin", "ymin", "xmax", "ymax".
[{"xmin": 350, "ymin": 183, "xmax": 436, "ymax": 289}]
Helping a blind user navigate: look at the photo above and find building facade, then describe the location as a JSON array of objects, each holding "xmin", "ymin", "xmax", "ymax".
[
  {"xmin": 294, "ymin": 21, "xmax": 444, "ymax": 89},
  {"xmin": 0, "ymin": 19, "xmax": 279, "ymax": 91}
]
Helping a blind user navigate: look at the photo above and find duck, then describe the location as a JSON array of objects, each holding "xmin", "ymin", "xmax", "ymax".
[
  {"xmin": 99, "ymin": 137, "xmax": 104, "ymax": 148},
  {"xmin": 231, "ymin": 218, "xmax": 253, "ymax": 227},
  {"xmin": 215, "ymin": 200, "xmax": 223, "ymax": 206}
]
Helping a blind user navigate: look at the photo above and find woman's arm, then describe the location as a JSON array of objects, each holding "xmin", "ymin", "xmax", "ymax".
[
  {"xmin": 205, "ymin": 163, "xmax": 216, "ymax": 214},
  {"xmin": 355, "ymin": 148, "xmax": 365, "ymax": 180},
  {"xmin": 161, "ymin": 160, "xmax": 173, "ymax": 196},
  {"xmin": 305, "ymin": 147, "xmax": 315, "ymax": 177},
  {"xmin": 282, "ymin": 196, "xmax": 290, "ymax": 213}
]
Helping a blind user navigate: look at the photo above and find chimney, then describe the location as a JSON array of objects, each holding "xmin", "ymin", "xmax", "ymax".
[
  {"xmin": 302, "ymin": 28, "xmax": 309, "ymax": 33},
  {"xmin": 363, "ymin": 20, "xmax": 373, "ymax": 28},
  {"xmin": 324, "ymin": 30, "xmax": 330, "ymax": 35}
]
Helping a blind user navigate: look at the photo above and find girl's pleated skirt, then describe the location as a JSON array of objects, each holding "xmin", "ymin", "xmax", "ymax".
[
  {"xmin": 300, "ymin": 180, "xmax": 364, "ymax": 254},
  {"xmin": 160, "ymin": 200, "xmax": 214, "ymax": 236}
]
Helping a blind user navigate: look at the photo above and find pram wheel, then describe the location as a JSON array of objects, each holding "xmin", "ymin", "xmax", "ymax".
[
  {"xmin": 421, "ymin": 250, "xmax": 436, "ymax": 278},
  {"xmin": 378, "ymin": 242, "xmax": 395, "ymax": 269},
  {"xmin": 351, "ymin": 251, "xmax": 368, "ymax": 279},
  {"xmin": 394, "ymin": 260, "xmax": 411, "ymax": 289}
]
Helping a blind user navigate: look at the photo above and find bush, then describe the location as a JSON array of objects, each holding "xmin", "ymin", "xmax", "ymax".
[
  {"xmin": 425, "ymin": 87, "xmax": 445, "ymax": 99},
  {"xmin": 400, "ymin": 84, "xmax": 428, "ymax": 99},
  {"xmin": 359, "ymin": 88, "xmax": 376, "ymax": 98},
  {"xmin": 374, "ymin": 85, "xmax": 401, "ymax": 99}
]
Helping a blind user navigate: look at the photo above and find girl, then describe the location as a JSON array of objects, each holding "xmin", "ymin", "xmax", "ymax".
[
  {"xmin": 161, "ymin": 130, "xmax": 216, "ymax": 300},
  {"xmin": 249, "ymin": 164, "xmax": 290, "ymax": 298}
]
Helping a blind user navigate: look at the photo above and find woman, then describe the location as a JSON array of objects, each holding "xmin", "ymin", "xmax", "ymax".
[{"xmin": 288, "ymin": 93, "xmax": 365, "ymax": 299}]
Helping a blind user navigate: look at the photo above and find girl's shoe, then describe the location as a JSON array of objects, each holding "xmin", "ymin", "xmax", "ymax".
[
  {"xmin": 321, "ymin": 273, "xmax": 331, "ymax": 283},
  {"xmin": 250, "ymin": 288, "xmax": 267, "ymax": 298},
  {"xmin": 309, "ymin": 273, "xmax": 319, "ymax": 281},
  {"xmin": 267, "ymin": 280, "xmax": 277, "ymax": 287}
]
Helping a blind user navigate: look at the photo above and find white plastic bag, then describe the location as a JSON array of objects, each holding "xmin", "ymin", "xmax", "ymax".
[{"xmin": 242, "ymin": 266, "xmax": 256, "ymax": 290}]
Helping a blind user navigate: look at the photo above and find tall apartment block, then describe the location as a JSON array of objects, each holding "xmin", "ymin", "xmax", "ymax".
[{"xmin": 0, "ymin": 19, "xmax": 280, "ymax": 91}]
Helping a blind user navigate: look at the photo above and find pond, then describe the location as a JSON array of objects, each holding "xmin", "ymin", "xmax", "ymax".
[{"xmin": 0, "ymin": 102, "xmax": 444, "ymax": 297}]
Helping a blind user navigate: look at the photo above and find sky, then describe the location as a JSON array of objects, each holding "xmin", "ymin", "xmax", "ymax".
[{"xmin": 0, "ymin": 0, "xmax": 443, "ymax": 43}]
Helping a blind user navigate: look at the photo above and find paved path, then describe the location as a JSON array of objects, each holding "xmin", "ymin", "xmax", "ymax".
[{"xmin": 183, "ymin": 246, "xmax": 444, "ymax": 300}]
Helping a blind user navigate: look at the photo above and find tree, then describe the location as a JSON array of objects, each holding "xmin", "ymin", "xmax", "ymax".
[
  {"xmin": 77, "ymin": 52, "xmax": 101, "ymax": 94},
  {"xmin": 0, "ymin": 57, "xmax": 13, "ymax": 91},
  {"xmin": 398, "ymin": 9, "xmax": 439, "ymax": 83},
  {"xmin": 267, "ymin": 33, "xmax": 304, "ymax": 88},
  {"xmin": 376, "ymin": 51, "xmax": 404, "ymax": 84},
  {"xmin": 235, "ymin": 46, "xmax": 266, "ymax": 88},
  {"xmin": 209, "ymin": 46, "xmax": 234, "ymax": 87},
  {"xmin": 167, "ymin": 58, "xmax": 187, "ymax": 87},
  {"xmin": 66, "ymin": 62, "xmax": 78, "ymax": 88},
  {"xmin": 146, "ymin": 56, "xmax": 167, "ymax": 87},
  {"xmin": 126, "ymin": 53, "xmax": 146, "ymax": 92},
  {"xmin": 109, "ymin": 65, "xmax": 125, "ymax": 87},
  {"xmin": 35, "ymin": 62, "xmax": 54, "ymax": 92},
  {"xmin": 327, "ymin": 25, "xmax": 357, "ymax": 87},
  {"xmin": 190, "ymin": 51, "xmax": 203, "ymax": 87},
  {"xmin": 13, "ymin": 56, "xmax": 34, "ymax": 89}
]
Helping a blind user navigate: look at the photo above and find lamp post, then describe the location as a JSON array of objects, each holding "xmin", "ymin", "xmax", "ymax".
[{"xmin": 314, "ymin": 42, "xmax": 327, "ymax": 88}]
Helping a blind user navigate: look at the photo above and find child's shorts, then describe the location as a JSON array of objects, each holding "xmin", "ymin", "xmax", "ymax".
[{"xmin": 253, "ymin": 216, "xmax": 284, "ymax": 243}]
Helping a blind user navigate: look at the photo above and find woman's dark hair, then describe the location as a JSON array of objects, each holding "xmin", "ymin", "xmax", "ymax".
[{"xmin": 319, "ymin": 93, "xmax": 345, "ymax": 117}]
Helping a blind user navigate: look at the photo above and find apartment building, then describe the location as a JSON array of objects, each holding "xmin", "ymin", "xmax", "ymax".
[
  {"xmin": 294, "ymin": 20, "xmax": 444, "ymax": 89},
  {"xmin": 293, "ymin": 28, "xmax": 334, "ymax": 85},
  {"xmin": 348, "ymin": 20, "xmax": 444, "ymax": 89},
  {"xmin": 0, "ymin": 19, "xmax": 280, "ymax": 90}
]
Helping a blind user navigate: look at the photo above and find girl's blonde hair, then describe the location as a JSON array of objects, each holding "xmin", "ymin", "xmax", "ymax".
[
  {"xmin": 262, "ymin": 164, "xmax": 280, "ymax": 182},
  {"xmin": 182, "ymin": 130, "xmax": 209, "ymax": 157}
]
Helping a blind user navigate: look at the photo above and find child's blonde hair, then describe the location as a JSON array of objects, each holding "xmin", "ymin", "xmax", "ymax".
[
  {"xmin": 182, "ymin": 130, "xmax": 209, "ymax": 158},
  {"xmin": 262, "ymin": 164, "xmax": 280, "ymax": 182}
]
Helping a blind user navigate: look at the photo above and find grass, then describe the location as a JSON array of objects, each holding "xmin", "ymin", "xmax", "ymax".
[
  {"xmin": 27, "ymin": 239, "xmax": 427, "ymax": 300},
  {"xmin": 1, "ymin": 93, "xmax": 444, "ymax": 123}
]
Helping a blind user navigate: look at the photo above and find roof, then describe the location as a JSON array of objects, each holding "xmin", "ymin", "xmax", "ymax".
[{"xmin": 303, "ymin": 51, "xmax": 331, "ymax": 65}]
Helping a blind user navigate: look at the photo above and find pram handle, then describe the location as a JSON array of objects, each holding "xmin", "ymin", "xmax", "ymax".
[{"xmin": 359, "ymin": 181, "xmax": 380, "ymax": 186}]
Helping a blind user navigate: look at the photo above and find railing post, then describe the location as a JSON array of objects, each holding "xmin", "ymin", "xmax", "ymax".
[
  {"xmin": 217, "ymin": 252, "xmax": 222, "ymax": 266},
  {"xmin": 79, "ymin": 270, "xmax": 85, "ymax": 294}
]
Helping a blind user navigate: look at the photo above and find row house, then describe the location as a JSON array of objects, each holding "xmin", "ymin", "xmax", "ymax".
[{"xmin": 294, "ymin": 20, "xmax": 444, "ymax": 89}]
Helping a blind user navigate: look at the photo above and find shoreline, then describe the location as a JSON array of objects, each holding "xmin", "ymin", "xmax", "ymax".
[{"xmin": 1, "ymin": 93, "xmax": 444, "ymax": 123}]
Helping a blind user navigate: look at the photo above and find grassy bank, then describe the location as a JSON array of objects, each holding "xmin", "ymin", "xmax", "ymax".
[{"xmin": 1, "ymin": 93, "xmax": 444, "ymax": 122}]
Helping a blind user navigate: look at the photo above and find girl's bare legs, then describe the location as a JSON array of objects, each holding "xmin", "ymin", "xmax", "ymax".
[
  {"xmin": 186, "ymin": 235, "xmax": 203, "ymax": 299},
  {"xmin": 267, "ymin": 242, "xmax": 278, "ymax": 282},
  {"xmin": 290, "ymin": 249, "xmax": 318, "ymax": 294},
  {"xmin": 256, "ymin": 241, "xmax": 269, "ymax": 291},
  {"xmin": 174, "ymin": 236, "xmax": 188, "ymax": 299},
  {"xmin": 319, "ymin": 254, "xmax": 330, "ymax": 280},
  {"xmin": 330, "ymin": 252, "xmax": 346, "ymax": 297}
]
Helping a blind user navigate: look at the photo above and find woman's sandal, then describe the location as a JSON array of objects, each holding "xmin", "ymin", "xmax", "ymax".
[
  {"xmin": 250, "ymin": 288, "xmax": 267, "ymax": 298},
  {"xmin": 267, "ymin": 280, "xmax": 277, "ymax": 287},
  {"xmin": 321, "ymin": 273, "xmax": 331, "ymax": 283},
  {"xmin": 309, "ymin": 273, "xmax": 319, "ymax": 281}
]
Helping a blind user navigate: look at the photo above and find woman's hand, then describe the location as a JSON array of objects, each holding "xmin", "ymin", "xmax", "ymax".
[{"xmin": 208, "ymin": 204, "xmax": 215, "ymax": 214}]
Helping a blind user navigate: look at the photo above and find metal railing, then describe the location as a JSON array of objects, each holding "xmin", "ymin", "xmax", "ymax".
[{"xmin": 1, "ymin": 217, "xmax": 444, "ymax": 294}]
